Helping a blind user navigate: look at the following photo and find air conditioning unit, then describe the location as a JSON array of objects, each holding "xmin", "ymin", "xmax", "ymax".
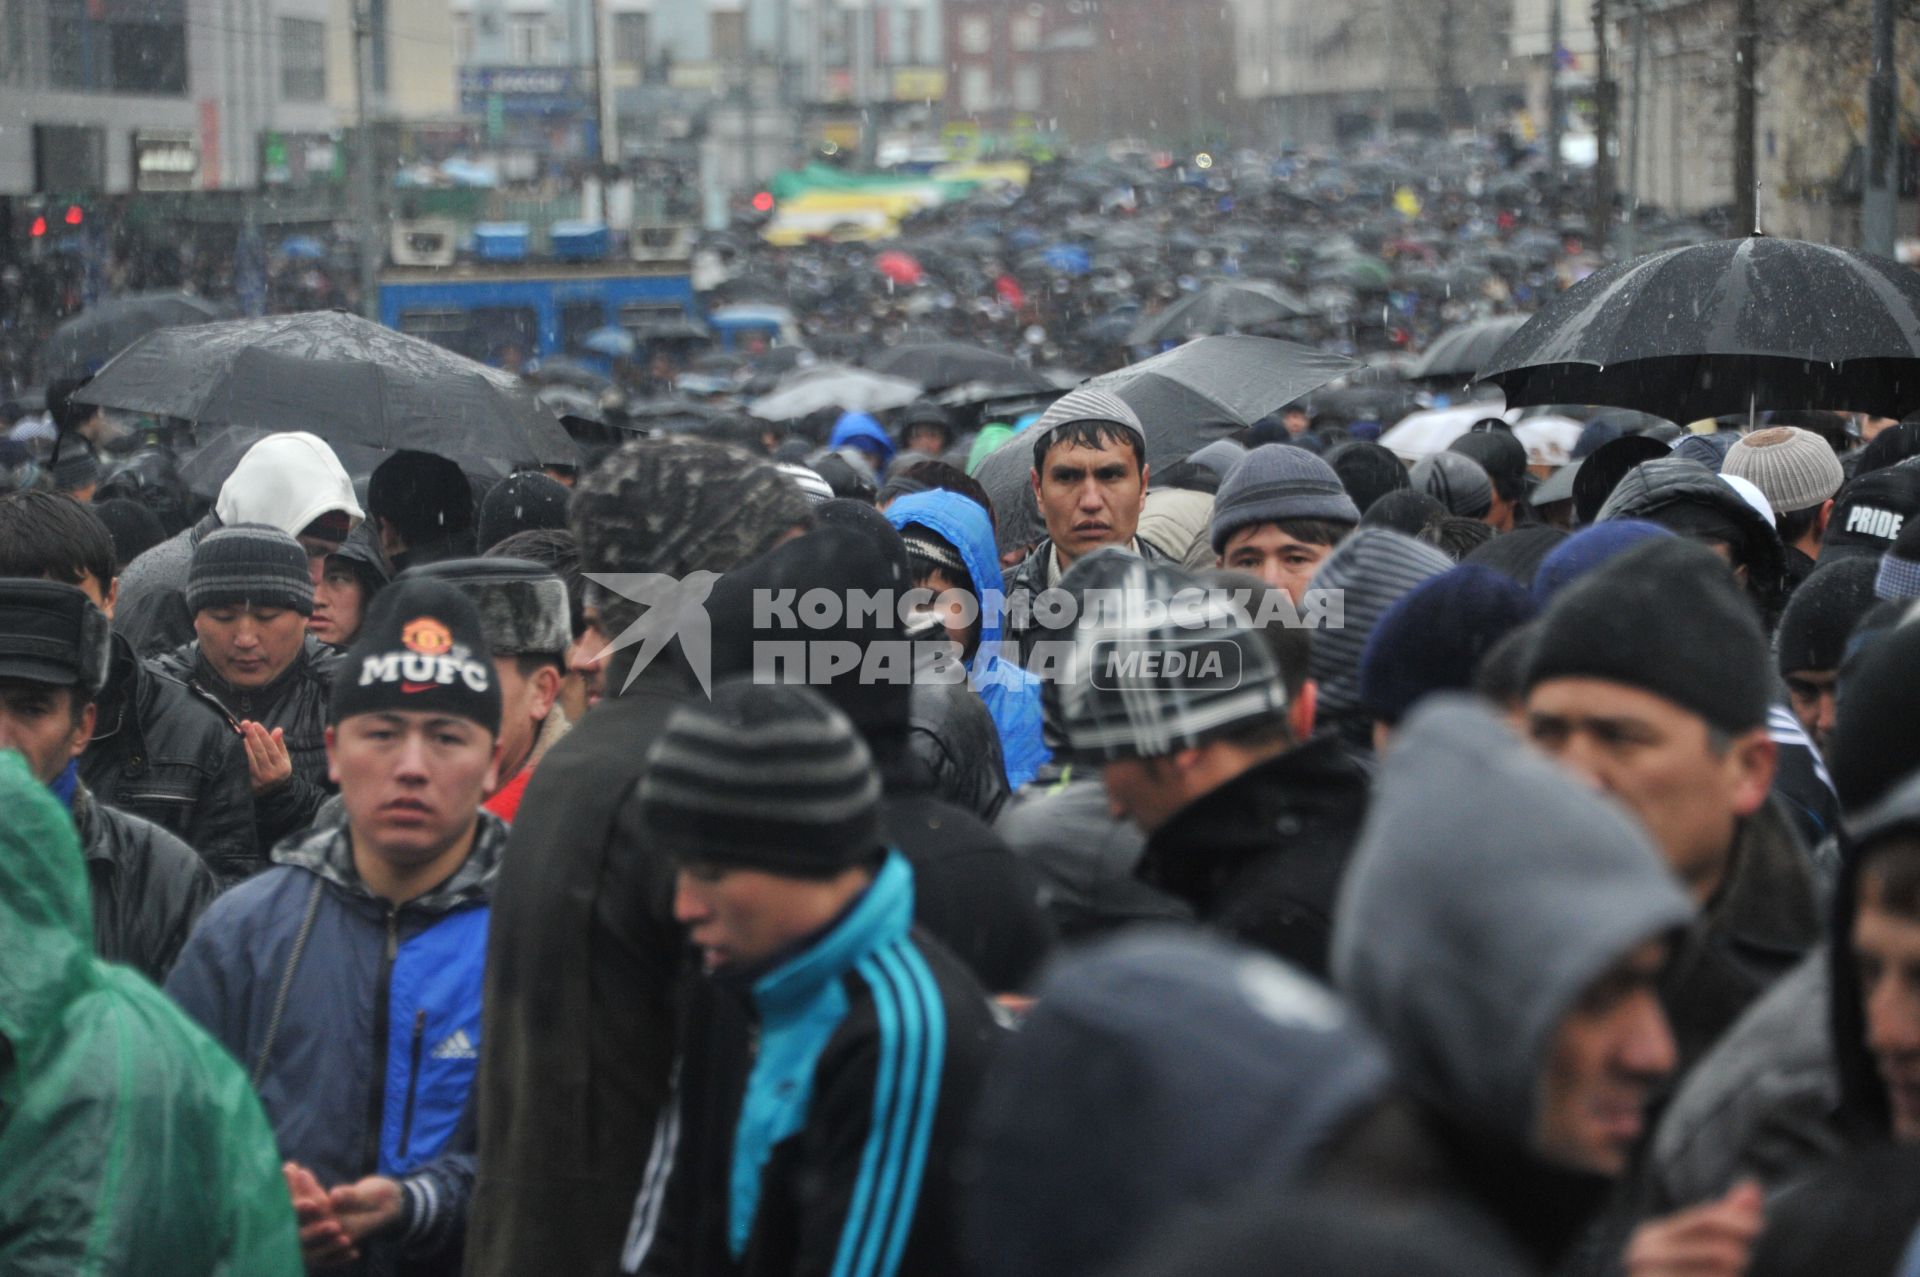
[
  {"xmin": 390, "ymin": 218, "xmax": 459, "ymax": 267},
  {"xmin": 630, "ymin": 221, "xmax": 696, "ymax": 264}
]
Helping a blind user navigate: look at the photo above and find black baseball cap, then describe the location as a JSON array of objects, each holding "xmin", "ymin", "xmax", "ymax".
[
  {"xmin": 0, "ymin": 579, "xmax": 112, "ymax": 692},
  {"xmin": 1823, "ymin": 465, "xmax": 1920, "ymax": 563}
]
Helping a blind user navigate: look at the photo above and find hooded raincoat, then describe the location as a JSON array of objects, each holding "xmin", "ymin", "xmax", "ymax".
[
  {"xmin": 0, "ymin": 750, "xmax": 301, "ymax": 1276},
  {"xmin": 884, "ymin": 489, "xmax": 1050, "ymax": 788}
]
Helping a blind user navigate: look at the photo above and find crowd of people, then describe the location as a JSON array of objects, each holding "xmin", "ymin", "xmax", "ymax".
[{"xmin": 7, "ymin": 348, "xmax": 1920, "ymax": 1277}]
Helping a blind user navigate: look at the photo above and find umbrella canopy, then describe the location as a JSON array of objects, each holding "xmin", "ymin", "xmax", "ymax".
[
  {"xmin": 1406, "ymin": 315, "xmax": 1532, "ymax": 380},
  {"xmin": 582, "ymin": 326, "xmax": 637, "ymax": 358},
  {"xmin": 866, "ymin": 341, "xmax": 1053, "ymax": 393},
  {"xmin": 1126, "ymin": 281, "xmax": 1314, "ymax": 345},
  {"xmin": 1088, "ymin": 336, "xmax": 1358, "ymax": 440},
  {"xmin": 1479, "ymin": 236, "xmax": 1920, "ymax": 420},
  {"xmin": 748, "ymin": 363, "xmax": 924, "ymax": 421},
  {"xmin": 76, "ymin": 310, "xmax": 575, "ymax": 467},
  {"xmin": 1379, "ymin": 405, "xmax": 1520, "ymax": 463},
  {"xmin": 180, "ymin": 427, "xmax": 514, "ymax": 501},
  {"xmin": 40, "ymin": 291, "xmax": 227, "ymax": 382},
  {"xmin": 277, "ymin": 236, "xmax": 327, "ymax": 260},
  {"xmin": 876, "ymin": 251, "xmax": 925, "ymax": 286},
  {"xmin": 1510, "ymin": 414, "xmax": 1586, "ymax": 469},
  {"xmin": 524, "ymin": 355, "xmax": 612, "ymax": 392}
]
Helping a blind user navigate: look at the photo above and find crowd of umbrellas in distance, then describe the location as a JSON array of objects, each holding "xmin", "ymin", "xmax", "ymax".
[{"xmin": 26, "ymin": 138, "xmax": 1920, "ymax": 506}]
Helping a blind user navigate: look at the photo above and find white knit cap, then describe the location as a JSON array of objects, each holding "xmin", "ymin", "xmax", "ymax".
[{"xmin": 1723, "ymin": 426, "xmax": 1844, "ymax": 515}]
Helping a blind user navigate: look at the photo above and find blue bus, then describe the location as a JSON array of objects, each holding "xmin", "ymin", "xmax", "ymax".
[{"xmin": 378, "ymin": 260, "xmax": 698, "ymax": 365}]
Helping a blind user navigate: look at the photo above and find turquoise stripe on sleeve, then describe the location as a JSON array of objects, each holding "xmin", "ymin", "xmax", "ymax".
[
  {"xmin": 875, "ymin": 942, "xmax": 946, "ymax": 1277},
  {"xmin": 846, "ymin": 949, "xmax": 926, "ymax": 1277},
  {"xmin": 831, "ymin": 957, "xmax": 907, "ymax": 1277}
]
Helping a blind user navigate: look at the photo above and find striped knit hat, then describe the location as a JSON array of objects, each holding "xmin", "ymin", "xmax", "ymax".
[
  {"xmin": 187, "ymin": 524, "xmax": 315, "ymax": 616},
  {"xmin": 1031, "ymin": 386, "xmax": 1147, "ymax": 459},
  {"xmin": 638, "ymin": 678, "xmax": 884, "ymax": 877},
  {"xmin": 1307, "ymin": 528, "xmax": 1454, "ymax": 736},
  {"xmin": 1052, "ymin": 550, "xmax": 1291, "ymax": 761}
]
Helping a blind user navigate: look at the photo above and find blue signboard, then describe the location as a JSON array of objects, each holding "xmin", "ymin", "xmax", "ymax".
[{"xmin": 458, "ymin": 66, "xmax": 591, "ymax": 117}]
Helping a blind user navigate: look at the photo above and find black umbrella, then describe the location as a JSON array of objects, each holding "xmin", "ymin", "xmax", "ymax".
[
  {"xmin": 1125, "ymin": 281, "xmax": 1315, "ymax": 345},
  {"xmin": 40, "ymin": 290, "xmax": 227, "ymax": 381},
  {"xmin": 866, "ymin": 341, "xmax": 1052, "ymax": 393},
  {"xmin": 76, "ymin": 310, "xmax": 575, "ymax": 466},
  {"xmin": 970, "ymin": 337, "xmax": 1357, "ymax": 555},
  {"xmin": 1406, "ymin": 316, "xmax": 1532, "ymax": 381},
  {"xmin": 180, "ymin": 426, "xmax": 514, "ymax": 501},
  {"xmin": 1480, "ymin": 236, "xmax": 1920, "ymax": 421}
]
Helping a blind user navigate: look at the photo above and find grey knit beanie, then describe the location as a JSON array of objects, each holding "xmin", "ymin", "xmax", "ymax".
[
  {"xmin": 1409, "ymin": 451, "xmax": 1494, "ymax": 519},
  {"xmin": 1210, "ymin": 444, "xmax": 1361, "ymax": 553},
  {"xmin": 187, "ymin": 524, "xmax": 315, "ymax": 616}
]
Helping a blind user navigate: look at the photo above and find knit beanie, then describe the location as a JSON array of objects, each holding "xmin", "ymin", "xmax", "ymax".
[
  {"xmin": 899, "ymin": 524, "xmax": 973, "ymax": 592},
  {"xmin": 49, "ymin": 440, "xmax": 99, "ymax": 494},
  {"xmin": 1670, "ymin": 431, "xmax": 1738, "ymax": 472},
  {"xmin": 330, "ymin": 576, "xmax": 502, "ymax": 734},
  {"xmin": 1030, "ymin": 386, "xmax": 1148, "ymax": 461},
  {"xmin": 1823, "ymin": 466, "xmax": 1920, "ymax": 563},
  {"xmin": 1327, "ymin": 441, "xmax": 1412, "ymax": 515},
  {"xmin": 1524, "ymin": 537, "xmax": 1770, "ymax": 734},
  {"xmin": 637, "ymin": 678, "xmax": 884, "ymax": 876},
  {"xmin": 1409, "ymin": 451, "xmax": 1493, "ymax": 519},
  {"xmin": 1723, "ymin": 427, "xmax": 1844, "ymax": 516},
  {"xmin": 187, "ymin": 524, "xmax": 315, "ymax": 616},
  {"xmin": 1574, "ymin": 436, "xmax": 1671, "ymax": 526},
  {"xmin": 476, "ymin": 471, "xmax": 571, "ymax": 553},
  {"xmin": 401, "ymin": 557, "xmax": 571, "ymax": 658},
  {"xmin": 1448, "ymin": 429, "xmax": 1529, "ymax": 498},
  {"xmin": 1359, "ymin": 565, "xmax": 1538, "ymax": 726},
  {"xmin": 1209, "ymin": 444, "xmax": 1361, "ymax": 553},
  {"xmin": 1531, "ymin": 519, "xmax": 1676, "ymax": 603},
  {"xmin": 571, "ymin": 438, "xmax": 816, "ymax": 633},
  {"xmin": 1876, "ymin": 517, "xmax": 1920, "ymax": 602},
  {"xmin": 1360, "ymin": 489, "xmax": 1446, "ymax": 538},
  {"xmin": 1462, "ymin": 526, "xmax": 1567, "ymax": 586},
  {"xmin": 1308, "ymin": 529, "xmax": 1454, "ymax": 730},
  {"xmin": 1829, "ymin": 606, "xmax": 1920, "ymax": 815},
  {"xmin": 1775, "ymin": 557, "xmax": 1881, "ymax": 677}
]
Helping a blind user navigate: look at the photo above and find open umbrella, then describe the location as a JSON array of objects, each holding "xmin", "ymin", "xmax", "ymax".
[
  {"xmin": 76, "ymin": 310, "xmax": 574, "ymax": 466},
  {"xmin": 1406, "ymin": 316, "xmax": 1532, "ymax": 381},
  {"xmin": 277, "ymin": 236, "xmax": 327, "ymax": 261},
  {"xmin": 1379, "ymin": 405, "xmax": 1520, "ymax": 463},
  {"xmin": 1126, "ymin": 281, "xmax": 1315, "ymax": 345},
  {"xmin": 40, "ymin": 291, "xmax": 227, "ymax": 381},
  {"xmin": 748, "ymin": 363, "xmax": 924, "ymax": 421},
  {"xmin": 867, "ymin": 342, "xmax": 1053, "ymax": 393},
  {"xmin": 1479, "ymin": 236, "xmax": 1920, "ymax": 420},
  {"xmin": 876, "ymin": 251, "xmax": 925, "ymax": 286},
  {"xmin": 582, "ymin": 326, "xmax": 638, "ymax": 358},
  {"xmin": 180, "ymin": 427, "xmax": 514, "ymax": 500}
]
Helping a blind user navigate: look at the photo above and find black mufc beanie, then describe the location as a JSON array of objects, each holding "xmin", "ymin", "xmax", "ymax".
[
  {"xmin": 1775, "ymin": 557, "xmax": 1881, "ymax": 678},
  {"xmin": 1525, "ymin": 537, "xmax": 1771, "ymax": 734},
  {"xmin": 330, "ymin": 577, "xmax": 502, "ymax": 734}
]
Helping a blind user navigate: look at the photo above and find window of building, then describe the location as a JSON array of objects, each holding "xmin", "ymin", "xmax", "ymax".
[
  {"xmin": 47, "ymin": 6, "xmax": 188, "ymax": 95},
  {"xmin": 711, "ymin": 10, "xmax": 745, "ymax": 62},
  {"xmin": 509, "ymin": 15, "xmax": 546, "ymax": 64},
  {"xmin": 280, "ymin": 17, "xmax": 327, "ymax": 103},
  {"xmin": 1009, "ymin": 14, "xmax": 1040, "ymax": 52},
  {"xmin": 958, "ymin": 14, "xmax": 990, "ymax": 55},
  {"xmin": 959, "ymin": 63, "xmax": 992, "ymax": 113},
  {"xmin": 614, "ymin": 12, "xmax": 649, "ymax": 67},
  {"xmin": 1012, "ymin": 61, "xmax": 1042, "ymax": 111}
]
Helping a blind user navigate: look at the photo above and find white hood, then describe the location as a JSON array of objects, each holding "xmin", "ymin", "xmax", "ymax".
[{"xmin": 215, "ymin": 432, "xmax": 363, "ymax": 536}]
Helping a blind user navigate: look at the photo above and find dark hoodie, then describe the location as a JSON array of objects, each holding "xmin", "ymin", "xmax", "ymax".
[
  {"xmin": 1332, "ymin": 698, "xmax": 1694, "ymax": 1271},
  {"xmin": 1595, "ymin": 456, "xmax": 1788, "ymax": 624}
]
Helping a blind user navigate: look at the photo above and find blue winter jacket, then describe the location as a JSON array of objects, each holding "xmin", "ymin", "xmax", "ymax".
[
  {"xmin": 885, "ymin": 489, "xmax": 1050, "ymax": 788},
  {"xmin": 166, "ymin": 813, "xmax": 508, "ymax": 1275},
  {"xmin": 829, "ymin": 411, "xmax": 897, "ymax": 470}
]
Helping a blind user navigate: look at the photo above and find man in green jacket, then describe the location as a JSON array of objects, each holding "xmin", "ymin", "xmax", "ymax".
[{"xmin": 0, "ymin": 749, "xmax": 300, "ymax": 1276}]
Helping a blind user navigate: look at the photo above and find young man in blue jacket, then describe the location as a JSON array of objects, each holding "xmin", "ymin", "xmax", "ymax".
[
  {"xmin": 621, "ymin": 679, "xmax": 1002, "ymax": 1277},
  {"xmin": 167, "ymin": 577, "xmax": 506, "ymax": 1276}
]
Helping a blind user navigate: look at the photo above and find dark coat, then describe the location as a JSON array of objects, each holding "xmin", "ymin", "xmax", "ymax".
[
  {"xmin": 466, "ymin": 660, "xmax": 694, "ymax": 1277},
  {"xmin": 907, "ymin": 677, "xmax": 1010, "ymax": 824},
  {"xmin": 82, "ymin": 632, "xmax": 258, "ymax": 883},
  {"xmin": 1659, "ymin": 798, "xmax": 1821, "ymax": 1075},
  {"xmin": 1136, "ymin": 735, "xmax": 1372, "ymax": 979},
  {"xmin": 1002, "ymin": 532, "xmax": 1173, "ymax": 663},
  {"xmin": 997, "ymin": 774, "xmax": 1192, "ymax": 941},
  {"xmin": 75, "ymin": 782, "xmax": 216, "ymax": 982},
  {"xmin": 151, "ymin": 634, "xmax": 343, "ymax": 852},
  {"xmin": 873, "ymin": 740, "xmax": 1054, "ymax": 994}
]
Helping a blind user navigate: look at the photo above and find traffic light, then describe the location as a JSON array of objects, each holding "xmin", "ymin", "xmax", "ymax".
[
  {"xmin": 64, "ymin": 204, "xmax": 83, "ymax": 226},
  {"xmin": 29, "ymin": 215, "xmax": 47, "ymax": 238},
  {"xmin": 751, "ymin": 191, "xmax": 774, "ymax": 214}
]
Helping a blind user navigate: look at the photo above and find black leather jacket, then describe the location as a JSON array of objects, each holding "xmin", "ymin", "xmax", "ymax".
[
  {"xmin": 151, "ymin": 635, "xmax": 344, "ymax": 852},
  {"xmin": 908, "ymin": 677, "xmax": 1012, "ymax": 823},
  {"xmin": 75, "ymin": 782, "xmax": 217, "ymax": 983},
  {"xmin": 82, "ymin": 633, "xmax": 259, "ymax": 883}
]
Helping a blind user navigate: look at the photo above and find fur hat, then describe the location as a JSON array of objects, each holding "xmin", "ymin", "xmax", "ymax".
[{"xmin": 401, "ymin": 557, "xmax": 571, "ymax": 658}]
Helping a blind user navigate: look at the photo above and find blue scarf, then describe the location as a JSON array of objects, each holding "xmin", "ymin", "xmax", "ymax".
[{"xmin": 47, "ymin": 759, "xmax": 79, "ymax": 810}]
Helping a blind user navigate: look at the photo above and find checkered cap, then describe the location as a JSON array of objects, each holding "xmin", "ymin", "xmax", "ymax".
[{"xmin": 1052, "ymin": 550, "xmax": 1289, "ymax": 760}]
